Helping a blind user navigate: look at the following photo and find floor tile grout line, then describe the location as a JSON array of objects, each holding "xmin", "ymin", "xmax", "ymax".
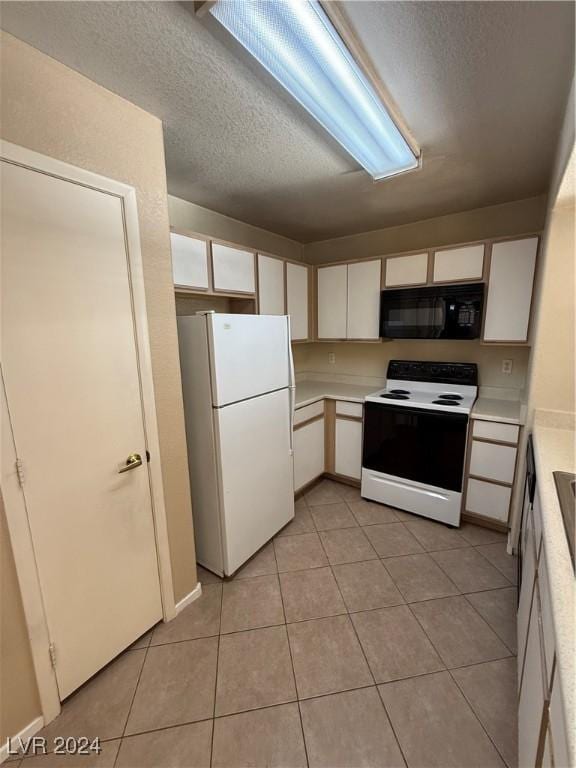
[
  {"xmin": 315, "ymin": 528, "xmax": 410, "ymax": 768},
  {"xmin": 448, "ymin": 664, "xmax": 515, "ymax": 767},
  {"xmin": 209, "ymin": 580, "xmax": 224, "ymax": 767},
  {"xmin": 114, "ymin": 640, "xmax": 152, "ymax": 766},
  {"xmin": 406, "ymin": 596, "xmax": 513, "ymax": 673},
  {"xmin": 59, "ymin": 655, "xmax": 521, "ymax": 749},
  {"xmin": 271, "ymin": 537, "xmax": 310, "ymax": 767},
  {"xmin": 461, "ymin": 592, "xmax": 519, "ymax": 655},
  {"xmin": 427, "ymin": 546, "xmax": 511, "ymax": 593},
  {"xmin": 472, "ymin": 543, "xmax": 517, "ymax": 585}
]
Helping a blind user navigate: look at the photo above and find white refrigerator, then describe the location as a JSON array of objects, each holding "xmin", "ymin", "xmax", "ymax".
[{"xmin": 177, "ymin": 312, "xmax": 295, "ymax": 576}]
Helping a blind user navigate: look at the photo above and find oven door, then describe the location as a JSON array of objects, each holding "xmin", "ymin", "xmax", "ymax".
[{"xmin": 362, "ymin": 402, "xmax": 469, "ymax": 492}]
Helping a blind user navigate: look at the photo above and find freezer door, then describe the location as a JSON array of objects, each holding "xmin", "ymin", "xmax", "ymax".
[
  {"xmin": 208, "ymin": 313, "xmax": 290, "ymax": 406},
  {"xmin": 214, "ymin": 387, "xmax": 294, "ymax": 574}
]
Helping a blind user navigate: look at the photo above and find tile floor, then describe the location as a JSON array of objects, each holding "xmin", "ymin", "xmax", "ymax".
[{"xmin": 20, "ymin": 479, "xmax": 519, "ymax": 768}]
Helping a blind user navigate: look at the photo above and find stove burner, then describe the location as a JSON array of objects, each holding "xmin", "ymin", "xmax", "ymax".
[
  {"xmin": 389, "ymin": 389, "xmax": 410, "ymax": 395},
  {"xmin": 380, "ymin": 393, "xmax": 410, "ymax": 400},
  {"xmin": 437, "ymin": 394, "xmax": 463, "ymax": 401},
  {"xmin": 432, "ymin": 400, "xmax": 458, "ymax": 406}
]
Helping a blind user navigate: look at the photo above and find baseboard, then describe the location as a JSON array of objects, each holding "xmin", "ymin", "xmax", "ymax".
[
  {"xmin": 0, "ymin": 715, "xmax": 44, "ymax": 764},
  {"xmin": 174, "ymin": 582, "xmax": 202, "ymax": 615}
]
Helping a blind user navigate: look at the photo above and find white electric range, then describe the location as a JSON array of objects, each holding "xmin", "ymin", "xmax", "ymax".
[{"xmin": 361, "ymin": 360, "xmax": 478, "ymax": 526}]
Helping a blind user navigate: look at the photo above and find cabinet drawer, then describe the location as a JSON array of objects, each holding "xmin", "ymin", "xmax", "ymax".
[
  {"xmin": 472, "ymin": 420, "xmax": 519, "ymax": 444},
  {"xmin": 335, "ymin": 400, "xmax": 363, "ymax": 418},
  {"xmin": 385, "ymin": 253, "xmax": 428, "ymax": 287},
  {"xmin": 171, "ymin": 232, "xmax": 209, "ymax": 289},
  {"xmin": 294, "ymin": 400, "xmax": 324, "ymax": 426},
  {"xmin": 433, "ymin": 244, "xmax": 485, "ymax": 283},
  {"xmin": 469, "ymin": 440, "xmax": 517, "ymax": 484},
  {"xmin": 465, "ymin": 478, "xmax": 511, "ymax": 522},
  {"xmin": 335, "ymin": 418, "xmax": 362, "ymax": 479},
  {"xmin": 212, "ymin": 243, "xmax": 255, "ymax": 293}
]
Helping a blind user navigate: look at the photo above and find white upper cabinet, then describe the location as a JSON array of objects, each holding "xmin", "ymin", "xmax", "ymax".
[
  {"xmin": 212, "ymin": 242, "xmax": 255, "ymax": 294},
  {"xmin": 385, "ymin": 252, "xmax": 428, "ymax": 287},
  {"xmin": 347, "ymin": 260, "xmax": 381, "ymax": 339},
  {"xmin": 286, "ymin": 262, "xmax": 309, "ymax": 341},
  {"xmin": 433, "ymin": 244, "xmax": 485, "ymax": 283},
  {"xmin": 317, "ymin": 264, "xmax": 347, "ymax": 339},
  {"xmin": 257, "ymin": 254, "xmax": 285, "ymax": 315},
  {"xmin": 171, "ymin": 232, "xmax": 209, "ymax": 289},
  {"xmin": 483, "ymin": 237, "xmax": 538, "ymax": 342},
  {"xmin": 317, "ymin": 260, "xmax": 382, "ymax": 341}
]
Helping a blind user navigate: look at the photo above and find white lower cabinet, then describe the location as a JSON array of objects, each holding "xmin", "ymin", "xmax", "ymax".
[
  {"xmin": 518, "ymin": 505, "xmax": 537, "ymax": 676},
  {"xmin": 293, "ymin": 417, "xmax": 325, "ymax": 492},
  {"xmin": 465, "ymin": 477, "xmax": 511, "ymax": 522},
  {"xmin": 518, "ymin": 581, "xmax": 546, "ymax": 768},
  {"xmin": 335, "ymin": 418, "xmax": 362, "ymax": 480}
]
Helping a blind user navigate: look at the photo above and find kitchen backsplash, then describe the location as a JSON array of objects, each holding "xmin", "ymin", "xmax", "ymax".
[{"xmin": 293, "ymin": 341, "xmax": 530, "ymax": 393}]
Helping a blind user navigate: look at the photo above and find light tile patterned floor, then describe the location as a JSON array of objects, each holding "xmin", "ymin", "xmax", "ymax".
[{"xmin": 23, "ymin": 480, "xmax": 518, "ymax": 768}]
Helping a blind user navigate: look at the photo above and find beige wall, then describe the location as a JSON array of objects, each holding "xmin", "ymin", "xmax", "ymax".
[
  {"xmin": 527, "ymin": 78, "xmax": 575, "ymax": 417},
  {"xmin": 1, "ymin": 32, "xmax": 197, "ymax": 738},
  {"xmin": 169, "ymin": 195, "xmax": 303, "ymax": 262},
  {"xmin": 294, "ymin": 341, "xmax": 530, "ymax": 392},
  {"xmin": 303, "ymin": 196, "xmax": 547, "ymax": 264}
]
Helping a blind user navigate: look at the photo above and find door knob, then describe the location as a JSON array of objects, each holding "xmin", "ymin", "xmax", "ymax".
[{"xmin": 118, "ymin": 453, "xmax": 142, "ymax": 473}]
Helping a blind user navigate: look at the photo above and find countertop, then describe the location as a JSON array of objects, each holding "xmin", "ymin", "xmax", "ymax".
[
  {"xmin": 471, "ymin": 397, "xmax": 525, "ymax": 425},
  {"xmin": 295, "ymin": 380, "xmax": 377, "ymax": 408},
  {"xmin": 295, "ymin": 379, "xmax": 525, "ymax": 425},
  {"xmin": 532, "ymin": 411, "xmax": 575, "ymax": 759}
]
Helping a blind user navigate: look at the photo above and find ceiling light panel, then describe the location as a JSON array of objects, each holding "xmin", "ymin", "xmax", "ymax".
[{"xmin": 208, "ymin": 0, "xmax": 419, "ymax": 180}]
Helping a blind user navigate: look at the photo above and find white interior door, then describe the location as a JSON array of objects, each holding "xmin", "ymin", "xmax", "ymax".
[
  {"xmin": 215, "ymin": 388, "xmax": 294, "ymax": 574},
  {"xmin": 1, "ymin": 160, "xmax": 162, "ymax": 699},
  {"xmin": 208, "ymin": 314, "xmax": 290, "ymax": 405}
]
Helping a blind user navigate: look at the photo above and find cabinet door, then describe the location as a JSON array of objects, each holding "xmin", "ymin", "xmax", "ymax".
[
  {"xmin": 469, "ymin": 440, "xmax": 517, "ymax": 484},
  {"xmin": 171, "ymin": 232, "xmax": 209, "ymax": 289},
  {"xmin": 465, "ymin": 478, "xmax": 511, "ymax": 522},
  {"xmin": 212, "ymin": 242, "xmax": 255, "ymax": 293},
  {"xmin": 293, "ymin": 418, "xmax": 325, "ymax": 491},
  {"xmin": 518, "ymin": 504, "xmax": 537, "ymax": 677},
  {"xmin": 317, "ymin": 264, "xmax": 347, "ymax": 339},
  {"xmin": 335, "ymin": 418, "xmax": 362, "ymax": 479},
  {"xmin": 385, "ymin": 253, "xmax": 428, "ymax": 287},
  {"xmin": 286, "ymin": 262, "xmax": 309, "ymax": 341},
  {"xmin": 518, "ymin": 583, "xmax": 546, "ymax": 768},
  {"xmin": 483, "ymin": 237, "xmax": 538, "ymax": 342},
  {"xmin": 258, "ymin": 254, "xmax": 285, "ymax": 315},
  {"xmin": 433, "ymin": 244, "xmax": 484, "ymax": 283},
  {"xmin": 347, "ymin": 260, "xmax": 381, "ymax": 339},
  {"xmin": 550, "ymin": 675, "xmax": 571, "ymax": 768}
]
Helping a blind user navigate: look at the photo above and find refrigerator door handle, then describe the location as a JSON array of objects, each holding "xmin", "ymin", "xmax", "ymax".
[{"xmin": 287, "ymin": 317, "xmax": 295, "ymax": 455}]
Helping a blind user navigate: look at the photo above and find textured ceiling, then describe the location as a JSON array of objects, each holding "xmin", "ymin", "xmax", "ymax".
[{"xmin": 1, "ymin": 1, "xmax": 574, "ymax": 242}]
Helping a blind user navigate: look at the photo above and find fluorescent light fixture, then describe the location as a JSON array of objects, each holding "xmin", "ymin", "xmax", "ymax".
[{"xmin": 208, "ymin": 0, "xmax": 419, "ymax": 180}]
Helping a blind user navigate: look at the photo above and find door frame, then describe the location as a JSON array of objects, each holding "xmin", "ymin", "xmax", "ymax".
[{"xmin": 0, "ymin": 140, "xmax": 177, "ymax": 724}]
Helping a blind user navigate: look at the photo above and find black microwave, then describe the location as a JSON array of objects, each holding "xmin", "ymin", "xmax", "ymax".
[{"xmin": 380, "ymin": 283, "xmax": 485, "ymax": 339}]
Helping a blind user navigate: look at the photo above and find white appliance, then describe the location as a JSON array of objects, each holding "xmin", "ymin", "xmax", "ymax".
[
  {"xmin": 361, "ymin": 360, "xmax": 478, "ymax": 526},
  {"xmin": 177, "ymin": 312, "xmax": 295, "ymax": 576}
]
